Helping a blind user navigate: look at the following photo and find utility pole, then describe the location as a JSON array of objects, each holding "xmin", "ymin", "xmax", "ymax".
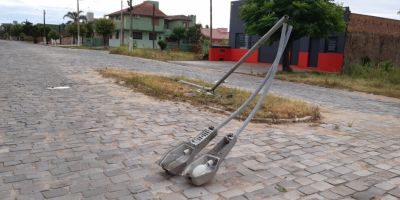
[
  {"xmin": 210, "ymin": 0, "xmax": 213, "ymax": 47},
  {"xmin": 77, "ymin": 0, "xmax": 80, "ymax": 46},
  {"xmin": 43, "ymin": 10, "xmax": 46, "ymax": 45},
  {"xmin": 127, "ymin": 0, "xmax": 133, "ymax": 51},
  {"xmin": 152, "ymin": 4, "xmax": 155, "ymax": 49},
  {"xmin": 120, "ymin": 0, "xmax": 124, "ymax": 46}
]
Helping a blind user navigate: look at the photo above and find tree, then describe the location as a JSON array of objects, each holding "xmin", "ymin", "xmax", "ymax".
[
  {"xmin": 85, "ymin": 21, "xmax": 95, "ymax": 38},
  {"xmin": 48, "ymin": 29, "xmax": 60, "ymax": 40},
  {"xmin": 186, "ymin": 24, "xmax": 203, "ymax": 43},
  {"xmin": 0, "ymin": 24, "xmax": 12, "ymax": 39},
  {"xmin": 63, "ymin": 11, "xmax": 87, "ymax": 24},
  {"xmin": 65, "ymin": 23, "xmax": 87, "ymax": 44},
  {"xmin": 95, "ymin": 18, "xmax": 115, "ymax": 47},
  {"xmin": 37, "ymin": 24, "xmax": 52, "ymax": 43},
  {"xmin": 240, "ymin": 0, "xmax": 346, "ymax": 72},
  {"xmin": 169, "ymin": 27, "xmax": 186, "ymax": 48},
  {"xmin": 10, "ymin": 24, "xmax": 23, "ymax": 40},
  {"xmin": 22, "ymin": 21, "xmax": 35, "ymax": 36}
]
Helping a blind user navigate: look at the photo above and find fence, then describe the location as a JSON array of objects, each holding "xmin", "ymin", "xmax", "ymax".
[{"xmin": 83, "ymin": 38, "xmax": 104, "ymax": 47}]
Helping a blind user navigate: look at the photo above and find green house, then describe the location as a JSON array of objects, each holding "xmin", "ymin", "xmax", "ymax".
[{"xmin": 107, "ymin": 1, "xmax": 196, "ymax": 48}]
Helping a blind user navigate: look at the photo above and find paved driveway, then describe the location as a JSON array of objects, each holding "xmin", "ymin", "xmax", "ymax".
[{"xmin": 0, "ymin": 40, "xmax": 400, "ymax": 200}]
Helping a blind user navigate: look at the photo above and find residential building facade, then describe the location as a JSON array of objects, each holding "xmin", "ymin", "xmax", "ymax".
[{"xmin": 107, "ymin": 1, "xmax": 196, "ymax": 48}]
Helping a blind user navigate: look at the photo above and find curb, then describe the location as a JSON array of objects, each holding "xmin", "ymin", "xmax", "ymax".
[{"xmin": 205, "ymin": 106, "xmax": 314, "ymax": 124}]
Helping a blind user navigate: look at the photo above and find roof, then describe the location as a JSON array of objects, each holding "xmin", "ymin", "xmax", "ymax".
[
  {"xmin": 165, "ymin": 15, "xmax": 191, "ymax": 21},
  {"xmin": 107, "ymin": 2, "xmax": 167, "ymax": 18},
  {"xmin": 201, "ymin": 28, "xmax": 229, "ymax": 40}
]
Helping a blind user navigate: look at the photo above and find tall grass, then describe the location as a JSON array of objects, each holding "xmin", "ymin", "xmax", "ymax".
[
  {"xmin": 343, "ymin": 61, "xmax": 400, "ymax": 85},
  {"xmin": 110, "ymin": 46, "xmax": 200, "ymax": 61},
  {"xmin": 276, "ymin": 61, "xmax": 400, "ymax": 98}
]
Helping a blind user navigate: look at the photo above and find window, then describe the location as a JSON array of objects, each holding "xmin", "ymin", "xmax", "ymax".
[
  {"xmin": 115, "ymin": 30, "xmax": 119, "ymax": 39},
  {"xmin": 149, "ymin": 33, "xmax": 157, "ymax": 40},
  {"xmin": 325, "ymin": 37, "xmax": 338, "ymax": 52},
  {"xmin": 132, "ymin": 32, "xmax": 142, "ymax": 39},
  {"xmin": 235, "ymin": 33, "xmax": 246, "ymax": 48}
]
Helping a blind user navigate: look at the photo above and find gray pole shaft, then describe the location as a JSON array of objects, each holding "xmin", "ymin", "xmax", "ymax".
[
  {"xmin": 234, "ymin": 26, "xmax": 293, "ymax": 137},
  {"xmin": 210, "ymin": 0, "xmax": 212, "ymax": 47},
  {"xmin": 130, "ymin": 10, "xmax": 132, "ymax": 40},
  {"xmin": 43, "ymin": 10, "xmax": 46, "ymax": 44},
  {"xmin": 77, "ymin": 0, "xmax": 80, "ymax": 46},
  {"xmin": 120, "ymin": 0, "xmax": 124, "ymax": 46},
  {"xmin": 209, "ymin": 16, "xmax": 288, "ymax": 92},
  {"xmin": 152, "ymin": 4, "xmax": 155, "ymax": 49}
]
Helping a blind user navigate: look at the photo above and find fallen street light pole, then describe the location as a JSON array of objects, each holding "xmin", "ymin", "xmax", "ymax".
[{"xmin": 159, "ymin": 16, "xmax": 293, "ymax": 185}]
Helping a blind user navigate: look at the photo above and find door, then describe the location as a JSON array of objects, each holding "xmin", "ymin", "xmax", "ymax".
[
  {"xmin": 290, "ymin": 39, "xmax": 300, "ymax": 65},
  {"xmin": 308, "ymin": 37, "xmax": 320, "ymax": 68}
]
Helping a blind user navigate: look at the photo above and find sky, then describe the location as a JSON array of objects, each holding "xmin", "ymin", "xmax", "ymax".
[{"xmin": 0, "ymin": 0, "xmax": 399, "ymax": 28}]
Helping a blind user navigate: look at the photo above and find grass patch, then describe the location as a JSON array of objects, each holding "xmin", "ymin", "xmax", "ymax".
[
  {"xmin": 110, "ymin": 46, "xmax": 200, "ymax": 61},
  {"xmin": 99, "ymin": 68, "xmax": 320, "ymax": 121},
  {"xmin": 59, "ymin": 45, "xmax": 107, "ymax": 50},
  {"xmin": 276, "ymin": 61, "xmax": 400, "ymax": 98}
]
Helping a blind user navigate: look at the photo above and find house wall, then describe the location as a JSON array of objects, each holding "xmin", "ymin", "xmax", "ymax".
[
  {"xmin": 123, "ymin": 16, "xmax": 165, "ymax": 32},
  {"xmin": 167, "ymin": 20, "xmax": 188, "ymax": 30},
  {"xmin": 110, "ymin": 30, "xmax": 164, "ymax": 48}
]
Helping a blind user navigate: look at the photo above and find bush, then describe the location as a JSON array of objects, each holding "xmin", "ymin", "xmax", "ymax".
[
  {"xmin": 48, "ymin": 30, "xmax": 60, "ymax": 40},
  {"xmin": 19, "ymin": 33, "xmax": 26, "ymax": 41},
  {"xmin": 343, "ymin": 61, "xmax": 399, "ymax": 84},
  {"xmin": 157, "ymin": 40, "xmax": 167, "ymax": 51}
]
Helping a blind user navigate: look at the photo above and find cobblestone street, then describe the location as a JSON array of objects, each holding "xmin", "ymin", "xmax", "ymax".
[{"xmin": 1, "ymin": 40, "xmax": 400, "ymax": 200}]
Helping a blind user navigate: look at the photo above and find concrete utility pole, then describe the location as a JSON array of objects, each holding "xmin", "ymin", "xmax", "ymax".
[
  {"xmin": 127, "ymin": 0, "xmax": 134, "ymax": 51},
  {"xmin": 210, "ymin": 0, "xmax": 213, "ymax": 47},
  {"xmin": 120, "ymin": 0, "xmax": 124, "ymax": 46},
  {"xmin": 152, "ymin": 4, "xmax": 155, "ymax": 49},
  {"xmin": 43, "ymin": 10, "xmax": 46, "ymax": 44},
  {"xmin": 77, "ymin": 0, "xmax": 80, "ymax": 46}
]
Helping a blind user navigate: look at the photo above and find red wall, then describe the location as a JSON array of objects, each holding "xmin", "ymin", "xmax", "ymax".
[
  {"xmin": 209, "ymin": 48, "xmax": 344, "ymax": 72},
  {"xmin": 230, "ymin": 49, "xmax": 259, "ymax": 63},
  {"xmin": 209, "ymin": 47, "xmax": 258, "ymax": 63},
  {"xmin": 317, "ymin": 53, "xmax": 344, "ymax": 72}
]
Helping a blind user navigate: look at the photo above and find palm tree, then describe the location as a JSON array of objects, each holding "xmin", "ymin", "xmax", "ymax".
[{"xmin": 63, "ymin": 11, "xmax": 87, "ymax": 24}]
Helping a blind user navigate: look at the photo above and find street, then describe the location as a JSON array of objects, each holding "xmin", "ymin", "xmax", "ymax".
[{"xmin": 0, "ymin": 40, "xmax": 400, "ymax": 200}]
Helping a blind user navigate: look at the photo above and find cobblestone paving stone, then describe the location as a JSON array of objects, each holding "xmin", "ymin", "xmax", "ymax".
[{"xmin": 0, "ymin": 41, "xmax": 400, "ymax": 199}]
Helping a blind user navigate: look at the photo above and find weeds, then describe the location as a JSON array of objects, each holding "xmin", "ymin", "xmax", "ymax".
[
  {"xmin": 276, "ymin": 61, "xmax": 400, "ymax": 98},
  {"xmin": 99, "ymin": 68, "xmax": 320, "ymax": 120},
  {"xmin": 275, "ymin": 184, "xmax": 288, "ymax": 193},
  {"xmin": 110, "ymin": 46, "xmax": 201, "ymax": 61}
]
